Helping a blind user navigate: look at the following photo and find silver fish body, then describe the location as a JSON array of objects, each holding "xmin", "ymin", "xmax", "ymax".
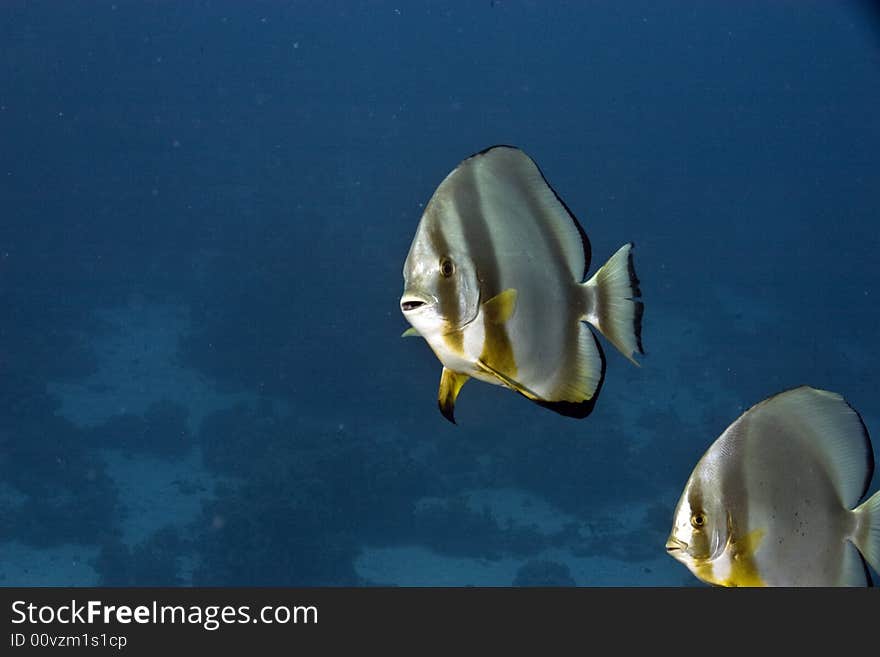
[
  {"xmin": 667, "ymin": 386, "xmax": 880, "ymax": 586},
  {"xmin": 400, "ymin": 145, "xmax": 644, "ymax": 422}
]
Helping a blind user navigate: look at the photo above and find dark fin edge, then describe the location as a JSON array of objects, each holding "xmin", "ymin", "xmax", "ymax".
[
  {"xmin": 627, "ymin": 242, "xmax": 643, "ymax": 298},
  {"xmin": 471, "ymin": 144, "xmax": 521, "ymax": 158},
  {"xmin": 633, "ymin": 300, "xmax": 645, "ymax": 356},
  {"xmin": 844, "ymin": 396, "xmax": 875, "ymax": 504},
  {"xmin": 438, "ymin": 398, "xmax": 457, "ymax": 425},
  {"xmin": 466, "ymin": 144, "xmax": 592, "ymax": 278},
  {"xmin": 438, "ymin": 369, "xmax": 469, "ymax": 426},
  {"xmin": 531, "ymin": 328, "xmax": 607, "ymax": 419},
  {"xmin": 627, "ymin": 243, "xmax": 645, "ymax": 355}
]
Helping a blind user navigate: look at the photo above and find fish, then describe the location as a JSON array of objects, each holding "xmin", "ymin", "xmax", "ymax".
[
  {"xmin": 666, "ymin": 385, "xmax": 880, "ymax": 587},
  {"xmin": 399, "ymin": 145, "xmax": 644, "ymax": 423}
]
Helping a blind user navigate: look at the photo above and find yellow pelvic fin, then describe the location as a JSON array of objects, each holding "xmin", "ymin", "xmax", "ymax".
[
  {"xmin": 438, "ymin": 367, "xmax": 470, "ymax": 424},
  {"xmin": 481, "ymin": 288, "xmax": 518, "ymax": 324},
  {"xmin": 696, "ymin": 528, "xmax": 766, "ymax": 587},
  {"xmin": 725, "ymin": 528, "xmax": 766, "ymax": 587},
  {"xmin": 401, "ymin": 327, "xmax": 421, "ymax": 338},
  {"xmin": 477, "ymin": 359, "xmax": 540, "ymax": 401}
]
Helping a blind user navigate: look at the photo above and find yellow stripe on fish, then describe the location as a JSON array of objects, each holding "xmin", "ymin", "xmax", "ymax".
[{"xmin": 479, "ymin": 289, "xmax": 518, "ymax": 381}]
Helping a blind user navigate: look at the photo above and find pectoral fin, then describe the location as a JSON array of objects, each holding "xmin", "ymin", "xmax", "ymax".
[
  {"xmin": 476, "ymin": 359, "xmax": 540, "ymax": 401},
  {"xmin": 401, "ymin": 327, "xmax": 421, "ymax": 338},
  {"xmin": 479, "ymin": 288, "xmax": 519, "ymax": 378},
  {"xmin": 438, "ymin": 367, "xmax": 470, "ymax": 424},
  {"xmin": 481, "ymin": 288, "xmax": 518, "ymax": 324}
]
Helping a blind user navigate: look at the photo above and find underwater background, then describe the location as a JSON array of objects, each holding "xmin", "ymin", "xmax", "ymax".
[{"xmin": 1, "ymin": 1, "xmax": 878, "ymax": 586}]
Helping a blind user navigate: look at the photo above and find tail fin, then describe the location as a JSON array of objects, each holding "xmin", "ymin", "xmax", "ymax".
[
  {"xmin": 853, "ymin": 489, "xmax": 880, "ymax": 575},
  {"xmin": 582, "ymin": 242, "xmax": 644, "ymax": 365}
]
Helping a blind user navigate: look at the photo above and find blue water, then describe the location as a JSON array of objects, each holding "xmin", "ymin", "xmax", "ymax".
[{"xmin": 1, "ymin": 1, "xmax": 878, "ymax": 586}]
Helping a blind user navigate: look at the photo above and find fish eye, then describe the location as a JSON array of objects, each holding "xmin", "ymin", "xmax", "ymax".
[
  {"xmin": 691, "ymin": 513, "xmax": 706, "ymax": 529},
  {"xmin": 439, "ymin": 257, "xmax": 455, "ymax": 278}
]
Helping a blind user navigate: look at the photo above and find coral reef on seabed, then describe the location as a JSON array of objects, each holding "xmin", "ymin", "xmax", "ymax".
[
  {"xmin": 86, "ymin": 399, "xmax": 192, "ymax": 458},
  {"xmin": 0, "ymin": 375, "xmax": 121, "ymax": 548},
  {"xmin": 191, "ymin": 406, "xmax": 438, "ymax": 585},
  {"xmin": 93, "ymin": 526, "xmax": 185, "ymax": 586},
  {"xmin": 512, "ymin": 560, "xmax": 577, "ymax": 587}
]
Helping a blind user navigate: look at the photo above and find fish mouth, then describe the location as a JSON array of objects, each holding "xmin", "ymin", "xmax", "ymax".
[
  {"xmin": 400, "ymin": 293, "xmax": 434, "ymax": 313},
  {"xmin": 665, "ymin": 537, "xmax": 688, "ymax": 554}
]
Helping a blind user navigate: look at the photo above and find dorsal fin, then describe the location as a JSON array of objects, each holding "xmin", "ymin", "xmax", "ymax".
[
  {"xmin": 743, "ymin": 386, "xmax": 873, "ymax": 509},
  {"xmin": 461, "ymin": 146, "xmax": 591, "ymax": 281}
]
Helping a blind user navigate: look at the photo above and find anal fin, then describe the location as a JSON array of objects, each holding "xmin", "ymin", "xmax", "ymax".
[{"xmin": 534, "ymin": 325, "xmax": 606, "ymax": 419}]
